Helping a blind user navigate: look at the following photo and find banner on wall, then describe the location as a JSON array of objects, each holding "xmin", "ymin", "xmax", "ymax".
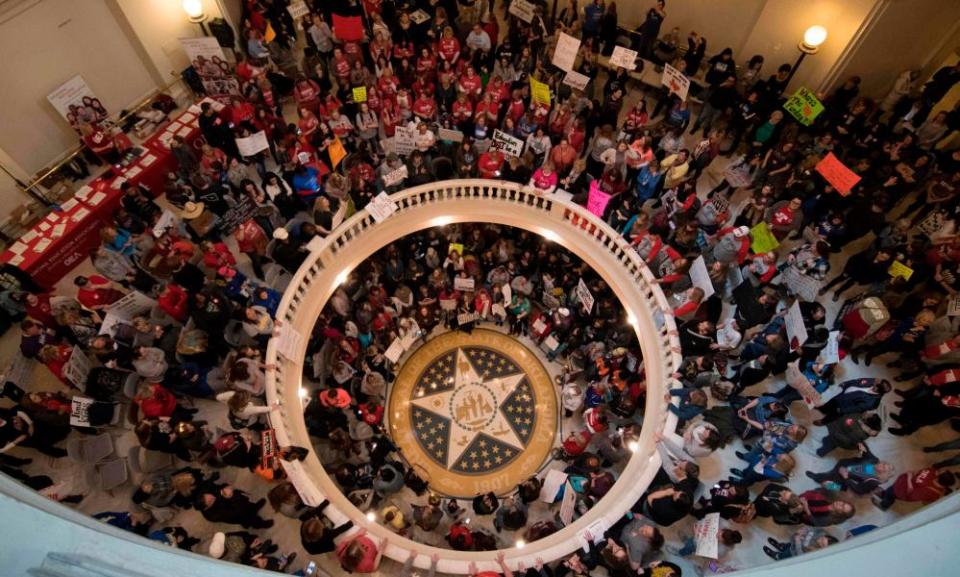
[
  {"xmin": 180, "ymin": 37, "xmax": 240, "ymax": 104},
  {"xmin": 47, "ymin": 75, "xmax": 109, "ymax": 133}
]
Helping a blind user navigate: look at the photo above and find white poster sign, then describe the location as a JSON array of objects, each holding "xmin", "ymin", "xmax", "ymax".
[
  {"xmin": 508, "ymin": 0, "xmax": 535, "ymax": 23},
  {"xmin": 382, "ymin": 164, "xmax": 408, "ymax": 187},
  {"xmin": 235, "ymin": 131, "xmax": 270, "ymax": 157},
  {"xmin": 453, "ymin": 277, "xmax": 475, "ymax": 292},
  {"xmin": 490, "ymin": 129, "xmax": 524, "ymax": 158},
  {"xmin": 152, "ymin": 210, "xmax": 179, "ymax": 238},
  {"xmin": 541, "ymin": 469, "xmax": 568, "ymax": 502},
  {"xmin": 552, "ymin": 33, "xmax": 581, "ymax": 72},
  {"xmin": 276, "ymin": 324, "xmax": 304, "ymax": 361},
  {"xmin": 366, "ymin": 192, "xmax": 399, "ymax": 223},
  {"xmin": 69, "ymin": 396, "xmax": 97, "ymax": 427},
  {"xmin": 661, "ymin": 63, "xmax": 691, "ymax": 101},
  {"xmin": 287, "ymin": 0, "xmax": 310, "ymax": 20},
  {"xmin": 949, "ymin": 295, "xmax": 960, "ymax": 317},
  {"xmin": 62, "ymin": 346, "xmax": 92, "ymax": 389},
  {"xmin": 410, "ymin": 9, "xmax": 431, "ymax": 24},
  {"xmin": 689, "ymin": 255, "xmax": 715, "ymax": 298},
  {"xmin": 820, "ymin": 330, "xmax": 841, "ymax": 365},
  {"xmin": 562, "ymin": 70, "xmax": 590, "ymax": 91},
  {"xmin": 693, "ymin": 513, "xmax": 720, "ymax": 559},
  {"xmin": 107, "ymin": 291, "xmax": 157, "ymax": 320},
  {"xmin": 394, "ymin": 126, "xmax": 417, "ymax": 156},
  {"xmin": 47, "ymin": 75, "xmax": 109, "ymax": 133},
  {"xmin": 559, "ymin": 480, "xmax": 577, "ymax": 524},
  {"xmin": 576, "ymin": 278, "xmax": 595, "ymax": 313},
  {"xmin": 384, "ymin": 338, "xmax": 405, "ymax": 363},
  {"xmin": 609, "ymin": 46, "xmax": 639, "ymax": 71},
  {"xmin": 785, "ymin": 300, "xmax": 809, "ymax": 351}
]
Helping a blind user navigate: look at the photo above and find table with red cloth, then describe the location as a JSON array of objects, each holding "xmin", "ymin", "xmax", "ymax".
[{"xmin": 0, "ymin": 99, "xmax": 215, "ymax": 288}]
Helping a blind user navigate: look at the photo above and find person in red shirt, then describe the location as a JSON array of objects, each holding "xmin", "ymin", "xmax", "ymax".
[
  {"xmin": 478, "ymin": 149, "xmax": 505, "ymax": 179},
  {"xmin": 437, "ymin": 26, "xmax": 461, "ymax": 64},
  {"xmin": 74, "ymin": 275, "xmax": 124, "ymax": 311},
  {"xmin": 158, "ymin": 282, "xmax": 190, "ymax": 323},
  {"xmin": 411, "ymin": 76, "xmax": 436, "ymax": 101},
  {"xmin": 294, "ymin": 77, "xmax": 321, "ymax": 112},
  {"xmin": 549, "ymin": 102, "xmax": 573, "ymax": 139},
  {"xmin": 377, "ymin": 69, "xmax": 399, "ymax": 100},
  {"xmin": 457, "ymin": 66, "xmax": 483, "ymax": 101},
  {"xmin": 297, "ymin": 107, "xmax": 320, "ymax": 139},
  {"xmin": 416, "ymin": 47, "xmax": 437, "ymax": 81},
  {"xmin": 451, "ymin": 93, "xmax": 473, "ymax": 129},
  {"xmin": 566, "ymin": 118, "xmax": 587, "ymax": 153},
  {"xmin": 342, "ymin": 41, "xmax": 363, "ymax": 65},
  {"xmin": 473, "ymin": 93, "xmax": 499, "ymax": 125},
  {"xmin": 331, "ymin": 48, "xmax": 351, "ymax": 86},
  {"xmin": 24, "ymin": 292, "xmax": 55, "ymax": 326},
  {"xmin": 228, "ymin": 97, "xmax": 255, "ymax": 127},
  {"xmin": 875, "ymin": 467, "xmax": 955, "ymax": 509},
  {"xmin": 412, "ymin": 91, "xmax": 437, "ymax": 122},
  {"xmin": 505, "ymin": 92, "xmax": 526, "ymax": 123}
]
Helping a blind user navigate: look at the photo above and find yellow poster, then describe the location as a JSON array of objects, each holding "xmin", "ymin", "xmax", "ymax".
[
  {"xmin": 448, "ymin": 243, "xmax": 464, "ymax": 254},
  {"xmin": 888, "ymin": 261, "xmax": 914, "ymax": 281},
  {"xmin": 352, "ymin": 86, "xmax": 367, "ymax": 103},
  {"xmin": 264, "ymin": 22, "xmax": 276, "ymax": 43},
  {"xmin": 530, "ymin": 77, "xmax": 551, "ymax": 106}
]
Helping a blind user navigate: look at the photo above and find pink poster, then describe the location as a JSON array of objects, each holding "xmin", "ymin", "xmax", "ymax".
[{"xmin": 586, "ymin": 181, "xmax": 611, "ymax": 218}]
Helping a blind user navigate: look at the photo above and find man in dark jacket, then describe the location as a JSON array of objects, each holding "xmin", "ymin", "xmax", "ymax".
[
  {"xmin": 815, "ymin": 412, "xmax": 881, "ymax": 457},
  {"xmin": 195, "ymin": 485, "xmax": 274, "ymax": 529},
  {"xmin": 814, "ymin": 379, "xmax": 891, "ymax": 425}
]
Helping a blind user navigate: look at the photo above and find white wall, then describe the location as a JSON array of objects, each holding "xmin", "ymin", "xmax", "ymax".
[{"xmin": 0, "ymin": 0, "xmax": 157, "ymax": 174}]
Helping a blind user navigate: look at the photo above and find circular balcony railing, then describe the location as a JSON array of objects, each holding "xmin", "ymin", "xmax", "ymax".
[{"xmin": 264, "ymin": 180, "xmax": 683, "ymax": 574}]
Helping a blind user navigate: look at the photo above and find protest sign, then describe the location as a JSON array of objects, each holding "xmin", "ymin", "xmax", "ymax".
[
  {"xmin": 394, "ymin": 125, "xmax": 417, "ymax": 156},
  {"xmin": 559, "ymin": 481, "xmax": 577, "ymax": 524},
  {"xmin": 820, "ymin": 330, "xmax": 841, "ymax": 365},
  {"xmin": 785, "ymin": 301, "xmax": 809, "ymax": 351},
  {"xmin": 62, "ymin": 346, "xmax": 92, "ymax": 389},
  {"xmin": 457, "ymin": 313, "xmax": 479, "ymax": 325},
  {"xmin": 917, "ymin": 211, "xmax": 945, "ymax": 237},
  {"xmin": 276, "ymin": 324, "xmax": 304, "ymax": 361},
  {"xmin": 689, "ymin": 255, "xmax": 715, "ymax": 298},
  {"xmin": 152, "ymin": 210, "xmax": 178, "ymax": 238},
  {"xmin": 69, "ymin": 396, "xmax": 97, "ymax": 427},
  {"xmin": 366, "ymin": 192, "xmax": 399, "ymax": 223},
  {"xmin": 508, "ymin": 0, "xmax": 535, "ymax": 23},
  {"xmin": 541, "ymin": 469, "xmax": 568, "ymax": 502},
  {"xmin": 454, "ymin": 277, "xmax": 475, "ymax": 291},
  {"xmin": 287, "ymin": 0, "xmax": 310, "ymax": 20},
  {"xmin": 47, "ymin": 75, "xmax": 109, "ymax": 133},
  {"xmin": 438, "ymin": 127, "xmax": 464, "ymax": 142},
  {"xmin": 586, "ymin": 181, "xmax": 611, "ymax": 217},
  {"xmin": 787, "ymin": 360, "xmax": 822, "ymax": 408},
  {"xmin": 491, "ymin": 129, "xmax": 524, "ymax": 157},
  {"xmin": 783, "ymin": 87, "xmax": 825, "ymax": 126},
  {"xmin": 382, "ymin": 164, "xmax": 408, "ymax": 187},
  {"xmin": 888, "ymin": 260, "xmax": 914, "ymax": 280},
  {"xmin": 352, "ymin": 86, "xmax": 367, "ymax": 103},
  {"xmin": 815, "ymin": 153, "xmax": 861, "ymax": 195},
  {"xmin": 235, "ymin": 131, "xmax": 270, "ymax": 157},
  {"xmin": 552, "ymin": 33, "xmax": 581, "ymax": 71},
  {"xmin": 108, "ymin": 291, "xmax": 157, "ymax": 319},
  {"xmin": 609, "ymin": 46, "xmax": 639, "ymax": 70},
  {"xmin": 328, "ymin": 136, "xmax": 347, "ymax": 168},
  {"xmin": 661, "ymin": 63, "xmax": 691, "ymax": 100},
  {"xmin": 693, "ymin": 513, "xmax": 720, "ymax": 559},
  {"xmin": 530, "ymin": 77, "xmax": 551, "ymax": 105},
  {"xmin": 384, "ymin": 338, "xmax": 405, "ymax": 363},
  {"xmin": 749, "ymin": 222, "xmax": 779, "ymax": 254},
  {"xmin": 576, "ymin": 278, "xmax": 595, "ymax": 313},
  {"xmin": 332, "ymin": 14, "xmax": 364, "ymax": 41},
  {"xmin": 563, "ymin": 70, "xmax": 590, "ymax": 91},
  {"xmin": 410, "ymin": 9, "xmax": 431, "ymax": 24}
]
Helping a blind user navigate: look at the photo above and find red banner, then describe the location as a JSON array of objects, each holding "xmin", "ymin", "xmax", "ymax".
[{"xmin": 332, "ymin": 14, "xmax": 364, "ymax": 42}]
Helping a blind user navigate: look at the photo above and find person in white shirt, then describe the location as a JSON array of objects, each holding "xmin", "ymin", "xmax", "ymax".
[
  {"xmin": 414, "ymin": 122, "xmax": 436, "ymax": 152},
  {"xmin": 465, "ymin": 23, "xmax": 492, "ymax": 57}
]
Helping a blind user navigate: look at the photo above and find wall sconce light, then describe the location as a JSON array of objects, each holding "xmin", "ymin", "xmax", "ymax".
[
  {"xmin": 784, "ymin": 25, "xmax": 828, "ymax": 89},
  {"xmin": 182, "ymin": 0, "xmax": 206, "ymax": 23}
]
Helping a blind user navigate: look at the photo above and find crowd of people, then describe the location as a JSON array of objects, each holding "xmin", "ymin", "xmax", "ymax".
[{"xmin": 2, "ymin": 0, "xmax": 960, "ymax": 575}]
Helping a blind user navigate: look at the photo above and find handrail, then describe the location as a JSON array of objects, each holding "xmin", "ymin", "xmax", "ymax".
[{"xmin": 265, "ymin": 180, "xmax": 682, "ymax": 574}]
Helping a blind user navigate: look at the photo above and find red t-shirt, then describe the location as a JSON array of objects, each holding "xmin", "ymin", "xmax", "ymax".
[
  {"xmin": 438, "ymin": 37, "xmax": 460, "ymax": 62},
  {"xmin": 452, "ymin": 100, "xmax": 473, "ymax": 122},
  {"xmin": 478, "ymin": 152, "xmax": 504, "ymax": 178},
  {"xmin": 459, "ymin": 74, "xmax": 483, "ymax": 98},
  {"xmin": 333, "ymin": 56, "xmax": 351, "ymax": 80},
  {"xmin": 412, "ymin": 97, "xmax": 436, "ymax": 119},
  {"xmin": 893, "ymin": 468, "xmax": 947, "ymax": 503}
]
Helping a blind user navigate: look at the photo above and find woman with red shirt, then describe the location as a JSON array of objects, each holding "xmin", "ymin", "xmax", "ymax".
[
  {"xmin": 437, "ymin": 60, "xmax": 456, "ymax": 87},
  {"xmin": 416, "ymin": 47, "xmax": 437, "ymax": 81},
  {"xmin": 336, "ymin": 530, "xmax": 386, "ymax": 574},
  {"xmin": 549, "ymin": 103, "xmax": 573, "ymax": 139},
  {"xmin": 331, "ymin": 48, "xmax": 352, "ymax": 87},
  {"xmin": 451, "ymin": 93, "xmax": 473, "ymax": 129},
  {"xmin": 438, "ymin": 26, "xmax": 461, "ymax": 64},
  {"xmin": 293, "ymin": 77, "xmax": 322, "ymax": 112},
  {"xmin": 158, "ymin": 282, "xmax": 190, "ymax": 323},
  {"xmin": 412, "ymin": 91, "xmax": 437, "ymax": 122},
  {"xmin": 74, "ymin": 275, "xmax": 124, "ymax": 311},
  {"xmin": 566, "ymin": 118, "xmax": 587, "ymax": 154},
  {"xmin": 377, "ymin": 68, "xmax": 399, "ymax": 100},
  {"xmin": 297, "ymin": 107, "xmax": 320, "ymax": 139},
  {"xmin": 473, "ymin": 93, "xmax": 499, "ymax": 125},
  {"xmin": 478, "ymin": 149, "xmax": 505, "ymax": 179},
  {"xmin": 457, "ymin": 66, "xmax": 483, "ymax": 101}
]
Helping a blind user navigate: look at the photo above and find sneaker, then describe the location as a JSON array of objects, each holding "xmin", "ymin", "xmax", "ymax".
[{"xmin": 735, "ymin": 451, "xmax": 748, "ymax": 460}]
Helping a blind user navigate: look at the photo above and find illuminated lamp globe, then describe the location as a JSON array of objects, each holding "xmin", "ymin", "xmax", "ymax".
[
  {"xmin": 801, "ymin": 25, "xmax": 827, "ymax": 53},
  {"xmin": 183, "ymin": 0, "xmax": 206, "ymax": 23}
]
